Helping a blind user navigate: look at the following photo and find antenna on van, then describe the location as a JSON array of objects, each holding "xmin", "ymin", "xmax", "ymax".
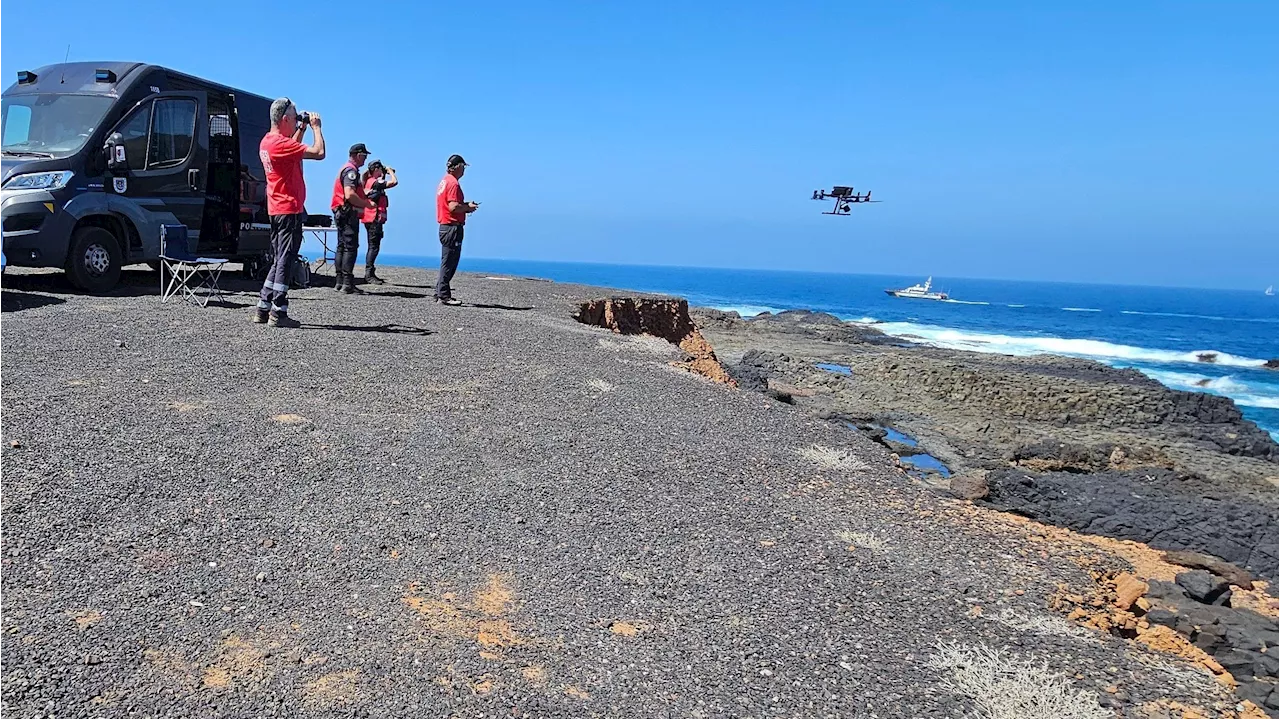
[{"xmin": 60, "ymin": 45, "xmax": 70, "ymax": 83}]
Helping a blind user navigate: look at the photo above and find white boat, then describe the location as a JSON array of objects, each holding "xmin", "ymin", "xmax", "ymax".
[
  {"xmin": 885, "ymin": 276, "xmax": 949, "ymax": 301},
  {"xmin": 1267, "ymin": 285, "xmax": 1275, "ymax": 296}
]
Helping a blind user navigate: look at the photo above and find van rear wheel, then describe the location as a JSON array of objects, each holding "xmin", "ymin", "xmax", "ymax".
[{"xmin": 66, "ymin": 226, "xmax": 122, "ymax": 294}]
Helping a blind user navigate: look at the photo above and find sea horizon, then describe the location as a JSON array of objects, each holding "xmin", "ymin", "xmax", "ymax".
[
  {"xmin": 356, "ymin": 250, "xmax": 1279, "ymax": 294},
  {"xmin": 348, "ymin": 252, "xmax": 1280, "ymax": 440}
]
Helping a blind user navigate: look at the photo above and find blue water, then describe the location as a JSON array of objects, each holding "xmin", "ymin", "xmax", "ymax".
[
  {"xmin": 815, "ymin": 362, "xmax": 853, "ymax": 376},
  {"xmin": 367, "ymin": 253, "xmax": 1280, "ymax": 439},
  {"xmin": 843, "ymin": 421, "xmax": 952, "ymax": 477},
  {"xmin": 880, "ymin": 427, "xmax": 919, "ymax": 448},
  {"xmin": 900, "ymin": 454, "xmax": 953, "ymax": 479}
]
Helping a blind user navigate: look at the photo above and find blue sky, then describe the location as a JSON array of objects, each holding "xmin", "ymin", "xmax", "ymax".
[{"xmin": 3, "ymin": 1, "xmax": 1276, "ymax": 289}]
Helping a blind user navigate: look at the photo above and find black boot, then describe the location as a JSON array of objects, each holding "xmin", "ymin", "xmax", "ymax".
[
  {"xmin": 341, "ymin": 255, "xmax": 361, "ymax": 294},
  {"xmin": 365, "ymin": 267, "xmax": 385, "ymax": 285},
  {"xmin": 332, "ymin": 250, "xmax": 347, "ymax": 291}
]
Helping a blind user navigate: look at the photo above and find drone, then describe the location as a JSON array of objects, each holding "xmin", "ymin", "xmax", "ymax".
[{"xmin": 812, "ymin": 186, "xmax": 880, "ymax": 215}]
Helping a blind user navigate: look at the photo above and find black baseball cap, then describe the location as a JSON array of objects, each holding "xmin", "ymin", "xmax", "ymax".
[
  {"xmin": 349, "ymin": 143, "xmax": 372, "ymax": 155},
  {"xmin": 447, "ymin": 154, "xmax": 468, "ymax": 168}
]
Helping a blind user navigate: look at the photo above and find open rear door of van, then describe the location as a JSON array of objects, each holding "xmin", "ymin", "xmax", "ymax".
[{"xmin": 104, "ymin": 90, "xmax": 208, "ymax": 256}]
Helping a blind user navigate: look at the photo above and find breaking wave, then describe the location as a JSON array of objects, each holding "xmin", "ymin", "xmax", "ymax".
[
  {"xmin": 712, "ymin": 304, "xmax": 785, "ymax": 317},
  {"xmin": 1139, "ymin": 369, "xmax": 1280, "ymax": 409},
  {"xmin": 1062, "ymin": 307, "xmax": 1102, "ymax": 312},
  {"xmin": 876, "ymin": 322, "xmax": 1278, "ymax": 419},
  {"xmin": 873, "ymin": 322, "xmax": 1273, "ymax": 369}
]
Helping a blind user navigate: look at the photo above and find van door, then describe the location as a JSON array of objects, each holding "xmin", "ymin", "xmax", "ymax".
[
  {"xmin": 197, "ymin": 93, "xmax": 240, "ymax": 255},
  {"xmin": 107, "ymin": 91, "xmax": 208, "ymax": 251}
]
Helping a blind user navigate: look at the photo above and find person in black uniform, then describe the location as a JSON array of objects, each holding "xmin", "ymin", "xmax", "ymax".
[{"xmin": 328, "ymin": 143, "xmax": 377, "ymax": 293}]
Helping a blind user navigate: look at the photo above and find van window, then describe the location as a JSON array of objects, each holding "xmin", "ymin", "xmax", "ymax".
[
  {"xmin": 1, "ymin": 94, "xmax": 114, "ymax": 157},
  {"xmin": 148, "ymin": 99, "xmax": 196, "ymax": 169},
  {"xmin": 3, "ymin": 105, "xmax": 32, "ymax": 145},
  {"xmin": 115, "ymin": 103, "xmax": 151, "ymax": 171}
]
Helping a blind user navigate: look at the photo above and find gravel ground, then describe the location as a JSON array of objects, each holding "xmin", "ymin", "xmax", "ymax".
[{"xmin": 0, "ymin": 265, "xmax": 1240, "ymax": 717}]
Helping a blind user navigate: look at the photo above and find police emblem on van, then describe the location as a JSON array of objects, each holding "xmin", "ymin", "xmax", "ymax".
[{"xmin": 112, "ymin": 177, "xmax": 127, "ymax": 193}]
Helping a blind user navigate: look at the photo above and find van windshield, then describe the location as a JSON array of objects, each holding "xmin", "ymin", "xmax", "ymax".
[{"xmin": 2, "ymin": 93, "xmax": 115, "ymax": 157}]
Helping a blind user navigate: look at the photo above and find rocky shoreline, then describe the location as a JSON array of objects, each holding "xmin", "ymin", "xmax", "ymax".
[
  {"xmin": 691, "ymin": 307, "xmax": 1278, "ymax": 579},
  {"xmin": 690, "ymin": 305, "xmax": 1280, "ymax": 714}
]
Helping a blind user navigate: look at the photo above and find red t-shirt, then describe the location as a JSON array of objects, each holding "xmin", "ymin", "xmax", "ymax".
[
  {"xmin": 361, "ymin": 176, "xmax": 388, "ymax": 223},
  {"xmin": 436, "ymin": 173, "xmax": 464, "ymax": 225},
  {"xmin": 258, "ymin": 133, "xmax": 306, "ymax": 216}
]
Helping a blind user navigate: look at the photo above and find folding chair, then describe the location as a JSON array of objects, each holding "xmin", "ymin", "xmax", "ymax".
[{"xmin": 158, "ymin": 224, "xmax": 227, "ymax": 307}]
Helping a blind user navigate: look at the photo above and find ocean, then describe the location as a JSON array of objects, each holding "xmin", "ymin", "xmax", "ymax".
[{"xmin": 363, "ymin": 252, "xmax": 1280, "ymax": 440}]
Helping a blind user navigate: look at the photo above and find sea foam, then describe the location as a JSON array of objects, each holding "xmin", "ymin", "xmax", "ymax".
[
  {"xmin": 712, "ymin": 304, "xmax": 785, "ymax": 317},
  {"xmin": 873, "ymin": 322, "xmax": 1272, "ymax": 369}
]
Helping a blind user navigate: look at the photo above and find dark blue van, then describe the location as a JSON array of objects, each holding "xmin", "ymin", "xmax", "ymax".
[{"xmin": 2, "ymin": 62, "xmax": 275, "ymax": 292}]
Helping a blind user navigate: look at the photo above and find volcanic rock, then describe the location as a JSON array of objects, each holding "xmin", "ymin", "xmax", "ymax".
[
  {"xmin": 1163, "ymin": 550, "xmax": 1256, "ymax": 590},
  {"xmin": 1175, "ymin": 571, "xmax": 1233, "ymax": 606},
  {"xmin": 948, "ymin": 471, "xmax": 990, "ymax": 500}
]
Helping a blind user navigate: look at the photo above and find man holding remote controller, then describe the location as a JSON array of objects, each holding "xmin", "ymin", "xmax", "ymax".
[{"xmin": 434, "ymin": 154, "xmax": 478, "ymax": 305}]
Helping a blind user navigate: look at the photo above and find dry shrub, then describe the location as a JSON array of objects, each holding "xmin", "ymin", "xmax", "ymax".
[
  {"xmin": 799, "ymin": 444, "xmax": 868, "ymax": 472},
  {"xmin": 928, "ymin": 642, "xmax": 1112, "ymax": 719}
]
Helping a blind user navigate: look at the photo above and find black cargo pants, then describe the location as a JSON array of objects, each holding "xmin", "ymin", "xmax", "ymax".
[{"xmin": 436, "ymin": 223, "xmax": 464, "ymax": 300}]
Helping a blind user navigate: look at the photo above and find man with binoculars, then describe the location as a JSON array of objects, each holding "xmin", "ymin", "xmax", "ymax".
[
  {"xmin": 253, "ymin": 98, "xmax": 325, "ymax": 328},
  {"xmin": 328, "ymin": 143, "xmax": 378, "ymax": 293}
]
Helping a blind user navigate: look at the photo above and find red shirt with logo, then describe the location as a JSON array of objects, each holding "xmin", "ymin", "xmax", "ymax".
[
  {"xmin": 330, "ymin": 161, "xmax": 364, "ymax": 211},
  {"xmin": 361, "ymin": 176, "xmax": 388, "ymax": 223},
  {"xmin": 436, "ymin": 173, "xmax": 464, "ymax": 225},
  {"xmin": 258, "ymin": 133, "xmax": 307, "ymax": 216}
]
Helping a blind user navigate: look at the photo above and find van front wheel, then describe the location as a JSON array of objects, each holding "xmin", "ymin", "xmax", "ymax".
[{"xmin": 66, "ymin": 226, "xmax": 122, "ymax": 293}]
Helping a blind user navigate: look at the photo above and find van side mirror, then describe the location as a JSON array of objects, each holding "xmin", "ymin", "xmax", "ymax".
[{"xmin": 104, "ymin": 133, "xmax": 126, "ymax": 172}]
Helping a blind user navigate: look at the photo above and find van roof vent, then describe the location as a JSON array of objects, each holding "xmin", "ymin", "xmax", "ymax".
[{"xmin": 17, "ymin": 70, "xmax": 36, "ymax": 84}]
